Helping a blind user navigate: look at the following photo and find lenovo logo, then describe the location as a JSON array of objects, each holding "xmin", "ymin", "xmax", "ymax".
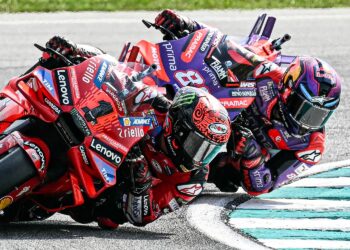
[{"xmin": 55, "ymin": 69, "xmax": 73, "ymax": 105}]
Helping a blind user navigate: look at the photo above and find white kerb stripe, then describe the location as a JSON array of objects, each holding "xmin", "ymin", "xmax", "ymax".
[
  {"xmin": 287, "ymin": 177, "xmax": 350, "ymax": 187},
  {"xmin": 260, "ymin": 239, "xmax": 350, "ymax": 249},
  {"xmin": 238, "ymin": 198, "xmax": 350, "ymax": 211},
  {"xmin": 229, "ymin": 218, "xmax": 350, "ymax": 231}
]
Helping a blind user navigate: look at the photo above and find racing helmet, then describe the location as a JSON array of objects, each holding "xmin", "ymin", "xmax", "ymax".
[
  {"xmin": 280, "ymin": 56, "xmax": 341, "ymax": 133},
  {"xmin": 163, "ymin": 87, "xmax": 231, "ymax": 171}
]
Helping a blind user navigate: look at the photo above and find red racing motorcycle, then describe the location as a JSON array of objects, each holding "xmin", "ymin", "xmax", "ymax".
[{"xmin": 0, "ymin": 46, "xmax": 160, "ymax": 222}]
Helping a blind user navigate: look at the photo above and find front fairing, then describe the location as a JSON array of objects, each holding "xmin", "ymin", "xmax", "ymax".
[
  {"xmin": 0, "ymin": 55, "xmax": 160, "ymax": 210},
  {"xmin": 136, "ymin": 28, "xmax": 256, "ymax": 121}
]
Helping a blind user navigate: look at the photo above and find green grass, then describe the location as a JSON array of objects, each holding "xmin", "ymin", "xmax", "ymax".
[{"xmin": 0, "ymin": 0, "xmax": 349, "ymax": 12}]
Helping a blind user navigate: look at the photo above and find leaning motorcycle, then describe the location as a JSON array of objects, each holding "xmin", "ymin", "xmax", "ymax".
[
  {"xmin": 0, "ymin": 47, "xmax": 160, "ymax": 222},
  {"xmin": 119, "ymin": 13, "xmax": 294, "ymax": 121}
]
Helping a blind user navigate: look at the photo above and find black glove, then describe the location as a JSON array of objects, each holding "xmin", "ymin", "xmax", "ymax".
[
  {"xmin": 126, "ymin": 145, "xmax": 152, "ymax": 195},
  {"xmin": 45, "ymin": 36, "xmax": 105, "ymax": 62},
  {"xmin": 46, "ymin": 35, "xmax": 78, "ymax": 57},
  {"xmin": 155, "ymin": 9, "xmax": 197, "ymax": 39},
  {"xmin": 208, "ymin": 152, "xmax": 241, "ymax": 192}
]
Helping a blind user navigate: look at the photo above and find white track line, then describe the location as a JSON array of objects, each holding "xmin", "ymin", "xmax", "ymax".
[
  {"xmin": 186, "ymin": 195, "xmax": 269, "ymax": 250},
  {"xmin": 299, "ymin": 160, "xmax": 350, "ymax": 178},
  {"xmin": 188, "ymin": 160, "xmax": 350, "ymax": 248},
  {"xmin": 287, "ymin": 177, "xmax": 350, "ymax": 187},
  {"xmin": 229, "ymin": 218, "xmax": 350, "ymax": 231},
  {"xmin": 260, "ymin": 239, "xmax": 350, "ymax": 249},
  {"xmin": 0, "ymin": 14, "xmax": 349, "ymax": 25},
  {"xmin": 238, "ymin": 198, "xmax": 350, "ymax": 210}
]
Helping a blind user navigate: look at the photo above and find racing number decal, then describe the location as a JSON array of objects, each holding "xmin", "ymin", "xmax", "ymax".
[{"xmin": 174, "ymin": 70, "xmax": 204, "ymax": 87}]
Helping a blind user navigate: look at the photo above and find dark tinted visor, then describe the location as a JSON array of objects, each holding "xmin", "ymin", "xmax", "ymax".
[
  {"xmin": 286, "ymin": 91, "xmax": 333, "ymax": 129},
  {"xmin": 183, "ymin": 131, "xmax": 224, "ymax": 165}
]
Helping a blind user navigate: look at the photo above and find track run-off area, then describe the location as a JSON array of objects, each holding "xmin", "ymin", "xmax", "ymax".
[{"xmin": 0, "ymin": 9, "xmax": 350, "ymax": 250}]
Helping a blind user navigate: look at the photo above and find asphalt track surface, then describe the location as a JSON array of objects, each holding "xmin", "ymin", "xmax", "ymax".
[{"xmin": 0, "ymin": 9, "xmax": 349, "ymax": 249}]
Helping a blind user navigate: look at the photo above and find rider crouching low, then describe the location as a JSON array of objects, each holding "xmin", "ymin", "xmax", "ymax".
[
  {"xmin": 42, "ymin": 36, "xmax": 231, "ymax": 228},
  {"xmin": 153, "ymin": 10, "xmax": 342, "ymax": 195}
]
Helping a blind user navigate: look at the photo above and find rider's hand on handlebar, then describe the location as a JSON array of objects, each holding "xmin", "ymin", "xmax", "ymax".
[
  {"xmin": 155, "ymin": 9, "xmax": 195, "ymax": 39},
  {"xmin": 126, "ymin": 145, "xmax": 152, "ymax": 195},
  {"xmin": 44, "ymin": 36, "xmax": 78, "ymax": 59}
]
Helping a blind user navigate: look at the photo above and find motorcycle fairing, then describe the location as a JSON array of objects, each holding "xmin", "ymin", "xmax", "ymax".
[
  {"xmin": 135, "ymin": 28, "xmax": 255, "ymax": 120},
  {"xmin": 0, "ymin": 55, "xmax": 157, "ymax": 210}
]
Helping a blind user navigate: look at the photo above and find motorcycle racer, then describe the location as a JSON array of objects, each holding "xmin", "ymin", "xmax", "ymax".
[
  {"xmin": 154, "ymin": 9, "xmax": 342, "ymax": 195},
  {"xmin": 42, "ymin": 37, "xmax": 231, "ymax": 228}
]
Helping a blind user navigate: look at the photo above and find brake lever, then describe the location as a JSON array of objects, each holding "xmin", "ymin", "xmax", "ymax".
[
  {"xmin": 142, "ymin": 19, "xmax": 178, "ymax": 40},
  {"xmin": 34, "ymin": 43, "xmax": 75, "ymax": 66}
]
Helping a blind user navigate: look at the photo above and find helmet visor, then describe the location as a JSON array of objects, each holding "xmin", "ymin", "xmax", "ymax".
[
  {"xmin": 183, "ymin": 131, "xmax": 224, "ymax": 165},
  {"xmin": 286, "ymin": 91, "xmax": 333, "ymax": 130}
]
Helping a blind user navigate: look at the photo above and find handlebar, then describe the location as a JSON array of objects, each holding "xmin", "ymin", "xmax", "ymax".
[
  {"xmin": 271, "ymin": 34, "xmax": 291, "ymax": 51},
  {"xmin": 34, "ymin": 43, "xmax": 75, "ymax": 66},
  {"xmin": 142, "ymin": 19, "xmax": 178, "ymax": 40}
]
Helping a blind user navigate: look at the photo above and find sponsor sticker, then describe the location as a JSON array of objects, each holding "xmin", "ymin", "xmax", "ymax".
[
  {"xmin": 168, "ymin": 198, "xmax": 180, "ymax": 211},
  {"xmin": 44, "ymin": 96, "xmax": 61, "ymax": 115},
  {"xmin": 208, "ymin": 123, "xmax": 228, "ymax": 135},
  {"xmin": 94, "ymin": 60, "xmax": 109, "ymax": 88},
  {"xmin": 240, "ymin": 81, "xmax": 256, "ymax": 88},
  {"xmin": 55, "ymin": 69, "xmax": 73, "ymax": 105},
  {"xmin": 134, "ymin": 88, "xmax": 157, "ymax": 105},
  {"xmin": 119, "ymin": 117, "xmax": 152, "ymax": 127},
  {"xmin": 82, "ymin": 57, "xmax": 99, "ymax": 84},
  {"xmin": 258, "ymin": 83, "xmax": 274, "ymax": 102},
  {"xmin": 129, "ymin": 194, "xmax": 142, "ymax": 223},
  {"xmin": 230, "ymin": 90, "xmax": 257, "ymax": 97},
  {"xmin": 143, "ymin": 195, "xmax": 151, "ymax": 216},
  {"xmin": 181, "ymin": 30, "xmax": 207, "ymax": 63},
  {"xmin": 117, "ymin": 127, "xmax": 145, "ymax": 138},
  {"xmin": 200, "ymin": 30, "xmax": 215, "ymax": 53},
  {"xmin": 34, "ymin": 68, "xmax": 57, "ymax": 98},
  {"xmin": 79, "ymin": 145, "xmax": 90, "ymax": 165},
  {"xmin": 208, "ymin": 56, "xmax": 227, "ymax": 81},
  {"xmin": 90, "ymin": 137, "xmax": 123, "ymax": 166},
  {"xmin": 219, "ymin": 97, "xmax": 255, "ymax": 109},
  {"xmin": 162, "ymin": 42, "xmax": 177, "ymax": 71},
  {"xmin": 176, "ymin": 183, "xmax": 203, "ymax": 196},
  {"xmin": 0, "ymin": 196, "xmax": 13, "ymax": 210},
  {"xmin": 297, "ymin": 150, "xmax": 322, "ymax": 163},
  {"xmin": 92, "ymin": 154, "xmax": 116, "ymax": 184},
  {"xmin": 23, "ymin": 141, "xmax": 46, "ymax": 171},
  {"xmin": 71, "ymin": 108, "xmax": 92, "ymax": 136}
]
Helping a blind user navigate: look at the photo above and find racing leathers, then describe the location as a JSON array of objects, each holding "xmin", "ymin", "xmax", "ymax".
[
  {"xmin": 91, "ymin": 88, "xmax": 209, "ymax": 227},
  {"xmin": 155, "ymin": 10, "xmax": 325, "ymax": 196},
  {"xmin": 44, "ymin": 36, "xmax": 210, "ymax": 228}
]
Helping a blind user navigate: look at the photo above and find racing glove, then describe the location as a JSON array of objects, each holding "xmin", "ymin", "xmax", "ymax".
[
  {"xmin": 43, "ymin": 36, "xmax": 105, "ymax": 62},
  {"xmin": 123, "ymin": 145, "xmax": 159, "ymax": 226},
  {"xmin": 237, "ymin": 132, "xmax": 273, "ymax": 196},
  {"xmin": 155, "ymin": 9, "xmax": 198, "ymax": 39},
  {"xmin": 208, "ymin": 124, "xmax": 252, "ymax": 192}
]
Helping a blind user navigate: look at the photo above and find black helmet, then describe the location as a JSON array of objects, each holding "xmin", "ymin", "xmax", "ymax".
[
  {"xmin": 163, "ymin": 87, "xmax": 231, "ymax": 171},
  {"xmin": 280, "ymin": 56, "xmax": 341, "ymax": 134}
]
